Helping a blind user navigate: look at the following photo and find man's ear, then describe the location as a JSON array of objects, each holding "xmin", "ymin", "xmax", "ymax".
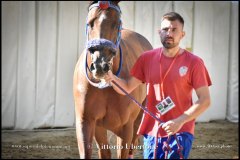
[{"xmin": 182, "ymin": 31, "xmax": 185, "ymax": 38}]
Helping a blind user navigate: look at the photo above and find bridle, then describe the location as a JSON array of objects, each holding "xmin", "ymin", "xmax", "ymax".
[{"xmin": 84, "ymin": 1, "xmax": 122, "ymax": 89}]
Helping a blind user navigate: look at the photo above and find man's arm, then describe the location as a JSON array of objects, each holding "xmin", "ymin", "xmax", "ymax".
[
  {"xmin": 162, "ymin": 86, "xmax": 211, "ymax": 135},
  {"xmin": 105, "ymin": 70, "xmax": 142, "ymax": 95}
]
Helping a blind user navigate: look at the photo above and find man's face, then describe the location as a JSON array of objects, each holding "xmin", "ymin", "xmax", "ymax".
[{"xmin": 159, "ymin": 19, "xmax": 185, "ymax": 49}]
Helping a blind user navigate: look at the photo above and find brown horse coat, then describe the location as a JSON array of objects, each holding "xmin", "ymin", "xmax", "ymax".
[{"xmin": 73, "ymin": 2, "xmax": 153, "ymax": 159}]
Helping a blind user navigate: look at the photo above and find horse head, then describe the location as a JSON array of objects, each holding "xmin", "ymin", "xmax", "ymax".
[{"xmin": 85, "ymin": 1, "xmax": 122, "ymax": 87}]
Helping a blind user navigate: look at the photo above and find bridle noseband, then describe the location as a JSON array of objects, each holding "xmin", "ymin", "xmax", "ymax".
[{"xmin": 84, "ymin": 1, "xmax": 122, "ymax": 89}]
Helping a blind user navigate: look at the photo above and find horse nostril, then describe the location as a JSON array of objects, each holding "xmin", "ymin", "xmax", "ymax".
[
  {"xmin": 103, "ymin": 63, "xmax": 109, "ymax": 72},
  {"xmin": 90, "ymin": 63, "xmax": 95, "ymax": 71}
]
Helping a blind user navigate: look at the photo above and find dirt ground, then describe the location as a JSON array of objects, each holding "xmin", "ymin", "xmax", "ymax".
[{"xmin": 2, "ymin": 120, "xmax": 239, "ymax": 159}]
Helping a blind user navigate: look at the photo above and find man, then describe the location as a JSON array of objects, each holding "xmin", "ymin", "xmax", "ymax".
[{"xmin": 105, "ymin": 12, "xmax": 212, "ymax": 159}]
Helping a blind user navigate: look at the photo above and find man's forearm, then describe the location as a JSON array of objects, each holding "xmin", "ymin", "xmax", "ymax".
[
  {"xmin": 111, "ymin": 76, "xmax": 130, "ymax": 95},
  {"xmin": 177, "ymin": 98, "xmax": 211, "ymax": 124},
  {"xmin": 105, "ymin": 70, "xmax": 142, "ymax": 95}
]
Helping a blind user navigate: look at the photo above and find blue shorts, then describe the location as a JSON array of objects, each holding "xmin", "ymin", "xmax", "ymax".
[{"xmin": 143, "ymin": 132, "xmax": 194, "ymax": 159}]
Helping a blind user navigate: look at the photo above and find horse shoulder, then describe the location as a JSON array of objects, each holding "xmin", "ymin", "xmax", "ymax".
[{"xmin": 73, "ymin": 51, "xmax": 88, "ymax": 97}]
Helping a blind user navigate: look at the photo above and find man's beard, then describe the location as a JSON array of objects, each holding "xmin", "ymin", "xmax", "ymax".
[{"xmin": 161, "ymin": 38, "xmax": 178, "ymax": 49}]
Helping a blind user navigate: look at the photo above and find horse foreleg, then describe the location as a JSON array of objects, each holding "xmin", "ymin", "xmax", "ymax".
[
  {"xmin": 129, "ymin": 109, "xmax": 144, "ymax": 159},
  {"xmin": 76, "ymin": 119, "xmax": 95, "ymax": 159},
  {"xmin": 95, "ymin": 126, "xmax": 111, "ymax": 159},
  {"xmin": 128, "ymin": 134, "xmax": 140, "ymax": 159},
  {"xmin": 116, "ymin": 122, "xmax": 134, "ymax": 159}
]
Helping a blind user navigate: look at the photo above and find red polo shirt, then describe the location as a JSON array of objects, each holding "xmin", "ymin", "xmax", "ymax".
[{"xmin": 130, "ymin": 47, "xmax": 212, "ymax": 137}]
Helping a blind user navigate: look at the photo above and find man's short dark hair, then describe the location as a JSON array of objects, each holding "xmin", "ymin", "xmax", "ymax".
[{"xmin": 162, "ymin": 12, "xmax": 184, "ymax": 27}]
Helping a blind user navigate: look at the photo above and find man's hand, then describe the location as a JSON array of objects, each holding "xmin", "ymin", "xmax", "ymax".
[{"xmin": 162, "ymin": 118, "xmax": 184, "ymax": 136}]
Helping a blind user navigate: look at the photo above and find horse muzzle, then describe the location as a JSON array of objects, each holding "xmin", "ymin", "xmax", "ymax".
[{"xmin": 89, "ymin": 61, "xmax": 112, "ymax": 79}]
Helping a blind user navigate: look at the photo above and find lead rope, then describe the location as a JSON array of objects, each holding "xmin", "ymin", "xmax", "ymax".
[
  {"xmin": 174, "ymin": 134, "xmax": 184, "ymax": 159},
  {"xmin": 162, "ymin": 136, "xmax": 172, "ymax": 159},
  {"xmin": 111, "ymin": 81, "xmax": 183, "ymax": 159}
]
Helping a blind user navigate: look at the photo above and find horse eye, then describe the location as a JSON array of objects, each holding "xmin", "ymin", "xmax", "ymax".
[
  {"xmin": 111, "ymin": 23, "xmax": 117, "ymax": 29},
  {"xmin": 111, "ymin": 50, "xmax": 116, "ymax": 56},
  {"xmin": 89, "ymin": 21, "xmax": 94, "ymax": 29},
  {"xmin": 88, "ymin": 17, "xmax": 97, "ymax": 29},
  {"xmin": 89, "ymin": 48, "xmax": 95, "ymax": 54}
]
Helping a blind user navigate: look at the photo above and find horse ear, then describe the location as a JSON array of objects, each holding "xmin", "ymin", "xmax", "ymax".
[
  {"xmin": 89, "ymin": 1, "xmax": 98, "ymax": 5},
  {"xmin": 112, "ymin": 1, "xmax": 120, "ymax": 5}
]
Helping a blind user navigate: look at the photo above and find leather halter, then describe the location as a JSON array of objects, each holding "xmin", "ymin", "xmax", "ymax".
[{"xmin": 84, "ymin": 1, "xmax": 122, "ymax": 89}]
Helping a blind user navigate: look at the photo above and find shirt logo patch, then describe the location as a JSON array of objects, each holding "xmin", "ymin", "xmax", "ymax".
[{"xmin": 179, "ymin": 66, "xmax": 188, "ymax": 77}]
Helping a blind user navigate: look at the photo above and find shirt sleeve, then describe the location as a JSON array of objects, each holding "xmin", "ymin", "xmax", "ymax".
[
  {"xmin": 130, "ymin": 54, "xmax": 146, "ymax": 83},
  {"xmin": 191, "ymin": 58, "xmax": 212, "ymax": 89}
]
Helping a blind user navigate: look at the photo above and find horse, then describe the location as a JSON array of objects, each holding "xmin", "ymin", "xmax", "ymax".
[{"xmin": 73, "ymin": 1, "xmax": 153, "ymax": 159}]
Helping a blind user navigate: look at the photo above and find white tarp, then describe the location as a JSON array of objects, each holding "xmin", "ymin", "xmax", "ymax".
[{"xmin": 2, "ymin": 1, "xmax": 238, "ymax": 129}]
